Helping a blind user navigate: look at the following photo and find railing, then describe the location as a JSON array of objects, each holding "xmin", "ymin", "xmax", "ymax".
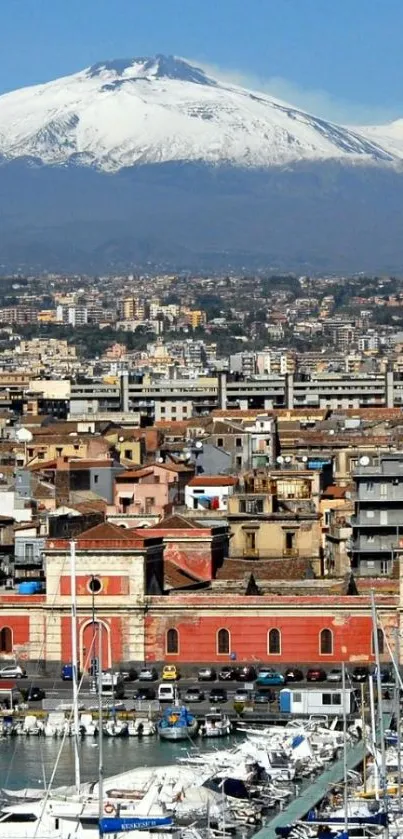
[
  {"xmin": 282, "ymin": 548, "xmax": 299, "ymax": 558},
  {"xmin": 243, "ymin": 547, "xmax": 260, "ymax": 558}
]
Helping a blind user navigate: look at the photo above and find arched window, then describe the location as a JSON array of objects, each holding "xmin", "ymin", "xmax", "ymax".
[
  {"xmin": 320, "ymin": 628, "xmax": 333, "ymax": 655},
  {"xmin": 0, "ymin": 627, "xmax": 12, "ymax": 654},
  {"xmin": 166, "ymin": 628, "xmax": 179, "ymax": 655},
  {"xmin": 268, "ymin": 628, "xmax": 281, "ymax": 655},
  {"xmin": 217, "ymin": 628, "xmax": 230, "ymax": 655},
  {"xmin": 372, "ymin": 627, "xmax": 384, "ymax": 655}
]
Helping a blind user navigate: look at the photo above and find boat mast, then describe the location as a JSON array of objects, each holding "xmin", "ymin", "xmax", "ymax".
[
  {"xmin": 342, "ymin": 662, "xmax": 348, "ymax": 833},
  {"xmin": 70, "ymin": 539, "xmax": 81, "ymax": 793},
  {"xmin": 371, "ymin": 591, "xmax": 387, "ymax": 799},
  {"xmin": 394, "ymin": 623, "xmax": 402, "ymax": 810},
  {"xmin": 98, "ymin": 618, "xmax": 104, "ymax": 826}
]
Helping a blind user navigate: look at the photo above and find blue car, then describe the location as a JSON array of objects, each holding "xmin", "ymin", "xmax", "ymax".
[{"xmin": 256, "ymin": 669, "xmax": 285, "ymax": 686}]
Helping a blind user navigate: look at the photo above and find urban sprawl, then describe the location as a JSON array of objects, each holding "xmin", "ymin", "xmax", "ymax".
[{"xmin": 0, "ymin": 270, "xmax": 403, "ymax": 673}]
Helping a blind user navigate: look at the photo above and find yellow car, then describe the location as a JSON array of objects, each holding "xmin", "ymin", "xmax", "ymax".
[{"xmin": 162, "ymin": 665, "xmax": 180, "ymax": 681}]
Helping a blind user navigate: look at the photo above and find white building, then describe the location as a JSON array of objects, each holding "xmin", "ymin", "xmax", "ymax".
[{"xmin": 185, "ymin": 476, "xmax": 238, "ymax": 511}]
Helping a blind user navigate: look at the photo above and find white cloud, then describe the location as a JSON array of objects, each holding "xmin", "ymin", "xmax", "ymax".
[{"xmin": 195, "ymin": 60, "xmax": 400, "ymax": 126}]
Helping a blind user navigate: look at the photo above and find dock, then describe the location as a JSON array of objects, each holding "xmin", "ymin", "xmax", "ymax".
[
  {"xmin": 253, "ymin": 712, "xmax": 392, "ymax": 839},
  {"xmin": 252, "ymin": 740, "xmax": 367, "ymax": 839}
]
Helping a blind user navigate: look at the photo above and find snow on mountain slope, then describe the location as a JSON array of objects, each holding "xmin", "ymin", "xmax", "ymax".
[
  {"xmin": 0, "ymin": 54, "xmax": 396, "ymax": 172},
  {"xmin": 358, "ymin": 119, "xmax": 403, "ymax": 160}
]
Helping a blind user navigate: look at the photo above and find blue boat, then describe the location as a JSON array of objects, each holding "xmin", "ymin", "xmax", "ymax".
[
  {"xmin": 100, "ymin": 815, "xmax": 173, "ymax": 834},
  {"xmin": 157, "ymin": 705, "xmax": 198, "ymax": 741}
]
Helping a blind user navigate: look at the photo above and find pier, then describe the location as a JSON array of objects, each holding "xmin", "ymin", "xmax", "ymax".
[{"xmin": 252, "ymin": 740, "xmax": 368, "ymax": 839}]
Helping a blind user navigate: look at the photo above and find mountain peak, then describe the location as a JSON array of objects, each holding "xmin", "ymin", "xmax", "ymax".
[{"xmin": 87, "ymin": 54, "xmax": 215, "ymax": 86}]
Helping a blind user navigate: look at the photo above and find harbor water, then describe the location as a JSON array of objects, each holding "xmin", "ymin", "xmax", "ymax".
[{"xmin": 0, "ymin": 734, "xmax": 241, "ymax": 791}]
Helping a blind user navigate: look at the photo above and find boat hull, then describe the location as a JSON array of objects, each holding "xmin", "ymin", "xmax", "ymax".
[{"xmin": 158, "ymin": 720, "xmax": 198, "ymax": 741}]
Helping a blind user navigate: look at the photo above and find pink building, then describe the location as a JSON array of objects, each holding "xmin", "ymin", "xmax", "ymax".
[{"xmin": 114, "ymin": 462, "xmax": 193, "ymax": 518}]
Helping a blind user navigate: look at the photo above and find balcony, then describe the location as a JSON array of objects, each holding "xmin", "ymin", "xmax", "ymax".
[
  {"xmin": 283, "ymin": 548, "xmax": 299, "ymax": 558},
  {"xmin": 243, "ymin": 547, "xmax": 260, "ymax": 558}
]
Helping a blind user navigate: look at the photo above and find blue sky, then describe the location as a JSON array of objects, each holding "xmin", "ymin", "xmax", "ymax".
[{"xmin": 0, "ymin": 0, "xmax": 401, "ymax": 123}]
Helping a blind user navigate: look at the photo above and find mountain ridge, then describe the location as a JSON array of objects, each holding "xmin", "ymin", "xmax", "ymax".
[{"xmin": 0, "ymin": 54, "xmax": 397, "ymax": 172}]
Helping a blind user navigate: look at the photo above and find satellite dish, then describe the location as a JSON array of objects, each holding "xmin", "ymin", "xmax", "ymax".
[
  {"xmin": 359, "ymin": 455, "xmax": 370, "ymax": 466},
  {"xmin": 302, "ymin": 456, "xmax": 308, "ymax": 463},
  {"xmin": 285, "ymin": 456, "xmax": 292, "ymax": 463},
  {"xmin": 119, "ymin": 436, "xmax": 125, "ymax": 442},
  {"xmin": 157, "ymin": 457, "xmax": 164, "ymax": 463},
  {"xmin": 16, "ymin": 428, "xmax": 33, "ymax": 444},
  {"xmin": 276, "ymin": 455, "xmax": 284, "ymax": 464},
  {"xmin": 195, "ymin": 440, "xmax": 203, "ymax": 449}
]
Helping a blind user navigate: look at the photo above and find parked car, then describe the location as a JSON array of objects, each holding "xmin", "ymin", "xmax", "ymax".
[
  {"xmin": 197, "ymin": 667, "xmax": 216, "ymax": 682},
  {"xmin": 284, "ymin": 668, "xmax": 304, "ymax": 683},
  {"xmin": 0, "ymin": 664, "xmax": 26, "ymax": 679},
  {"xmin": 327, "ymin": 668, "xmax": 343, "ymax": 683},
  {"xmin": 237, "ymin": 666, "xmax": 257, "ymax": 682},
  {"xmin": 254, "ymin": 689, "xmax": 275, "ymax": 704},
  {"xmin": 162, "ymin": 665, "xmax": 180, "ymax": 681},
  {"xmin": 133, "ymin": 687, "xmax": 156, "ymax": 701},
  {"xmin": 119, "ymin": 668, "xmax": 137, "ymax": 682},
  {"xmin": 209, "ymin": 687, "xmax": 227, "ymax": 703},
  {"xmin": 306, "ymin": 668, "xmax": 327, "ymax": 682},
  {"xmin": 256, "ymin": 668, "xmax": 284, "ymax": 686},
  {"xmin": 138, "ymin": 667, "xmax": 158, "ymax": 681},
  {"xmin": 234, "ymin": 688, "xmax": 250, "ymax": 702},
  {"xmin": 61, "ymin": 663, "xmax": 82, "ymax": 681},
  {"xmin": 218, "ymin": 667, "xmax": 238, "ymax": 681},
  {"xmin": 184, "ymin": 687, "xmax": 205, "ymax": 703},
  {"xmin": 25, "ymin": 685, "xmax": 46, "ymax": 701},
  {"xmin": 352, "ymin": 666, "xmax": 370, "ymax": 683}
]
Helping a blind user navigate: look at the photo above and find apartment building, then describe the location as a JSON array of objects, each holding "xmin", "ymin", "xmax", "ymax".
[{"xmin": 351, "ymin": 453, "xmax": 403, "ymax": 577}]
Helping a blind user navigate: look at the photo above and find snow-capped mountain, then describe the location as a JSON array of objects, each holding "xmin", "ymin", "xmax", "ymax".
[
  {"xmin": 0, "ymin": 54, "xmax": 395, "ymax": 171},
  {"xmin": 358, "ymin": 119, "xmax": 403, "ymax": 160}
]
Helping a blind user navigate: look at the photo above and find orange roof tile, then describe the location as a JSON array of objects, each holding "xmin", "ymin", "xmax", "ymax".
[{"xmin": 188, "ymin": 475, "xmax": 238, "ymax": 487}]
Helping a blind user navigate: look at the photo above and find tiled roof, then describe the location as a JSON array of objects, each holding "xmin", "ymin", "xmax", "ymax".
[
  {"xmin": 154, "ymin": 514, "xmax": 203, "ymax": 530},
  {"xmin": 164, "ymin": 560, "xmax": 201, "ymax": 590},
  {"xmin": 188, "ymin": 475, "xmax": 238, "ymax": 487},
  {"xmin": 214, "ymin": 556, "xmax": 314, "ymax": 582}
]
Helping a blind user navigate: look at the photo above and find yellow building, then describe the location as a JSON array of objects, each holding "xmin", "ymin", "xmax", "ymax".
[
  {"xmin": 183, "ymin": 309, "xmax": 207, "ymax": 329},
  {"xmin": 37, "ymin": 310, "xmax": 57, "ymax": 323}
]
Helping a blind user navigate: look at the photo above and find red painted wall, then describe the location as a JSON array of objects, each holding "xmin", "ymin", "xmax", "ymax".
[
  {"xmin": 0, "ymin": 615, "xmax": 30, "ymax": 651},
  {"xmin": 145, "ymin": 613, "xmax": 377, "ymax": 664},
  {"xmin": 164, "ymin": 542, "xmax": 212, "ymax": 581},
  {"xmin": 60, "ymin": 575, "xmax": 128, "ymax": 597},
  {"xmin": 61, "ymin": 615, "xmax": 123, "ymax": 668}
]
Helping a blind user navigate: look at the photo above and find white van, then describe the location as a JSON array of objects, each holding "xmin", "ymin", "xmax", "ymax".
[{"xmin": 158, "ymin": 684, "xmax": 177, "ymax": 703}]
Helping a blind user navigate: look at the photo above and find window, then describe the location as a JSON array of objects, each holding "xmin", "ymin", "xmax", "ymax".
[
  {"xmin": 268, "ymin": 628, "xmax": 281, "ymax": 655},
  {"xmin": 294, "ymin": 692, "xmax": 302, "ymax": 702},
  {"xmin": 145, "ymin": 497, "xmax": 155, "ymax": 512},
  {"xmin": 236, "ymin": 438, "xmax": 242, "ymax": 448},
  {"xmin": 217, "ymin": 628, "xmax": 230, "ymax": 655},
  {"xmin": 380, "ymin": 561, "xmax": 390, "ymax": 575},
  {"xmin": 322, "ymin": 692, "xmax": 340, "ymax": 706},
  {"xmin": 236, "ymin": 456, "xmax": 242, "ymax": 468},
  {"xmin": 245, "ymin": 531, "xmax": 256, "ymax": 550},
  {"xmin": 239, "ymin": 500, "xmax": 246, "ymax": 513},
  {"xmin": 94, "ymin": 475, "xmax": 99, "ymax": 484},
  {"xmin": 124, "ymin": 449, "xmax": 132, "ymax": 460},
  {"xmin": 320, "ymin": 628, "xmax": 333, "ymax": 655},
  {"xmin": 217, "ymin": 438, "xmax": 224, "ymax": 448},
  {"xmin": 285, "ymin": 531, "xmax": 295, "ymax": 552},
  {"xmin": 88, "ymin": 577, "xmax": 102, "ymax": 594},
  {"xmin": 166, "ymin": 628, "xmax": 179, "ymax": 654},
  {"xmin": 366, "ymin": 481, "xmax": 374, "ymax": 491},
  {"xmin": 372, "ymin": 627, "xmax": 384, "ymax": 655},
  {"xmin": 24, "ymin": 543, "xmax": 34, "ymax": 561},
  {"xmin": 380, "ymin": 483, "xmax": 388, "ymax": 497},
  {"xmin": 74, "ymin": 444, "xmax": 80, "ymax": 451},
  {"xmin": 154, "ymin": 476, "xmax": 160, "ymax": 484},
  {"xmin": 38, "ymin": 452, "xmax": 45, "ymax": 460},
  {"xmin": 56, "ymin": 447, "xmax": 63, "ymax": 457},
  {"xmin": 0, "ymin": 627, "xmax": 12, "ymax": 654}
]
